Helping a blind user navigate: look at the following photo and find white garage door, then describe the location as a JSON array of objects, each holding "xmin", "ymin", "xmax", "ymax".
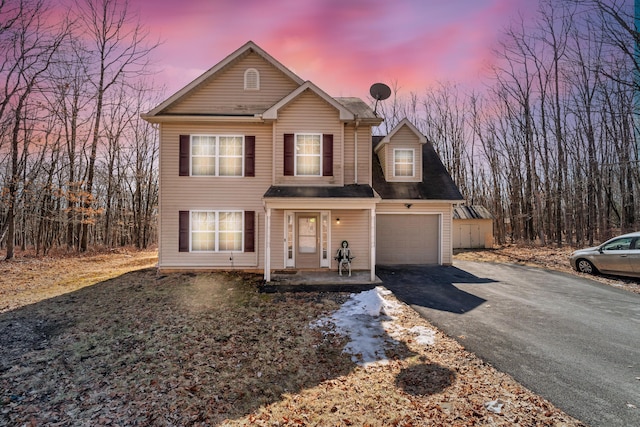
[{"xmin": 376, "ymin": 214, "xmax": 439, "ymax": 264}]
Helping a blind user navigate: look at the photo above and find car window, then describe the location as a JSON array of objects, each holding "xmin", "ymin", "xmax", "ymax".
[
  {"xmin": 602, "ymin": 237, "xmax": 633, "ymax": 251},
  {"xmin": 631, "ymin": 238, "xmax": 639, "ymax": 250}
]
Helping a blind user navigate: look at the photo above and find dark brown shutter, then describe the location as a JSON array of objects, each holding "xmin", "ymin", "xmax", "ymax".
[
  {"xmin": 179, "ymin": 135, "xmax": 190, "ymax": 176},
  {"xmin": 322, "ymin": 134, "xmax": 333, "ymax": 176},
  {"xmin": 244, "ymin": 211, "xmax": 255, "ymax": 252},
  {"xmin": 179, "ymin": 211, "xmax": 189, "ymax": 252},
  {"xmin": 245, "ymin": 136, "xmax": 255, "ymax": 177},
  {"xmin": 284, "ymin": 133, "xmax": 294, "ymax": 176}
]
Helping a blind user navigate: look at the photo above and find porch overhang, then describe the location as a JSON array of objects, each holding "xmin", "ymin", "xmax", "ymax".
[
  {"xmin": 262, "ymin": 185, "xmax": 380, "ymax": 209},
  {"xmin": 263, "ymin": 198, "xmax": 379, "ymax": 210},
  {"xmin": 262, "ymin": 185, "xmax": 379, "ymax": 283}
]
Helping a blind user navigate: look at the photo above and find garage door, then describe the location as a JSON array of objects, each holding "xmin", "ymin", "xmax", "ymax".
[{"xmin": 376, "ymin": 214, "xmax": 439, "ymax": 264}]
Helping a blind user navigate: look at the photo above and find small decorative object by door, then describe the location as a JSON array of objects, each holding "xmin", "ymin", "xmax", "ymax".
[{"xmin": 335, "ymin": 240, "xmax": 355, "ymax": 277}]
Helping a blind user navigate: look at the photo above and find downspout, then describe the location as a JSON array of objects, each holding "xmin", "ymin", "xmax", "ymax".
[
  {"xmin": 264, "ymin": 207, "xmax": 271, "ymax": 282},
  {"xmin": 370, "ymin": 207, "xmax": 376, "ymax": 282},
  {"xmin": 354, "ymin": 114, "xmax": 360, "ymax": 184}
]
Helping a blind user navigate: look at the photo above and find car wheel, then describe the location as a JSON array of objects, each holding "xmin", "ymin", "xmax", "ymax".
[{"xmin": 576, "ymin": 259, "xmax": 597, "ymax": 275}]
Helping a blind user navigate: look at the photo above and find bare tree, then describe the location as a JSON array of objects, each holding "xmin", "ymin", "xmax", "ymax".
[
  {"xmin": 1, "ymin": 0, "xmax": 67, "ymax": 260},
  {"xmin": 74, "ymin": 0, "xmax": 157, "ymax": 251}
]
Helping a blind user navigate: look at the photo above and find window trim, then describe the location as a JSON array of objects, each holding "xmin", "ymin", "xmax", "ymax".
[
  {"xmin": 294, "ymin": 133, "xmax": 323, "ymax": 177},
  {"xmin": 189, "ymin": 210, "xmax": 244, "ymax": 253},
  {"xmin": 393, "ymin": 148, "xmax": 415, "ymax": 178},
  {"xmin": 244, "ymin": 68, "xmax": 260, "ymax": 90},
  {"xmin": 190, "ymin": 135, "xmax": 245, "ymax": 177}
]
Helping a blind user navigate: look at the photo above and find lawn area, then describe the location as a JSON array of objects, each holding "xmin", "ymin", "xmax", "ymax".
[{"xmin": 0, "ymin": 249, "xmax": 586, "ymax": 426}]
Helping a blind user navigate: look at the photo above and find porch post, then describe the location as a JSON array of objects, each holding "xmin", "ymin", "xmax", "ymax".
[
  {"xmin": 265, "ymin": 208, "xmax": 271, "ymax": 282},
  {"xmin": 370, "ymin": 207, "xmax": 376, "ymax": 282}
]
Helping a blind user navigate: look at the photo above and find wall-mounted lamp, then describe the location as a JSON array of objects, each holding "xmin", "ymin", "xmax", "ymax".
[
  {"xmin": 336, "ymin": 218, "xmax": 340, "ymax": 224},
  {"xmin": 404, "ymin": 203, "xmax": 413, "ymax": 209}
]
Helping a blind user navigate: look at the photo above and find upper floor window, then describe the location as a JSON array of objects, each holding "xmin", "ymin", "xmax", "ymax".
[
  {"xmin": 295, "ymin": 133, "xmax": 322, "ymax": 176},
  {"xmin": 244, "ymin": 68, "xmax": 260, "ymax": 90},
  {"xmin": 283, "ymin": 133, "xmax": 333, "ymax": 177},
  {"xmin": 393, "ymin": 148, "xmax": 415, "ymax": 177},
  {"xmin": 191, "ymin": 135, "xmax": 243, "ymax": 176}
]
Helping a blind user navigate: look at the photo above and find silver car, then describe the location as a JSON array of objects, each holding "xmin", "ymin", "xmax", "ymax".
[{"xmin": 570, "ymin": 231, "xmax": 640, "ymax": 278}]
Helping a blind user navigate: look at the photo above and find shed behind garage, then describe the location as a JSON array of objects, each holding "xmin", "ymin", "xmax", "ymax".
[{"xmin": 453, "ymin": 205, "xmax": 494, "ymax": 249}]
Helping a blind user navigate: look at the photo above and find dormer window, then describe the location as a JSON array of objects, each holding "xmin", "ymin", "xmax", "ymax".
[
  {"xmin": 393, "ymin": 148, "xmax": 415, "ymax": 177},
  {"xmin": 244, "ymin": 68, "xmax": 260, "ymax": 90}
]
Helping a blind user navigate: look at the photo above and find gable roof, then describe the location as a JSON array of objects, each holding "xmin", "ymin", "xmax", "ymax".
[
  {"xmin": 372, "ymin": 136, "xmax": 464, "ymax": 201},
  {"xmin": 144, "ymin": 41, "xmax": 305, "ymax": 117},
  {"xmin": 262, "ymin": 81, "xmax": 355, "ymax": 121},
  {"xmin": 374, "ymin": 118, "xmax": 426, "ymax": 152}
]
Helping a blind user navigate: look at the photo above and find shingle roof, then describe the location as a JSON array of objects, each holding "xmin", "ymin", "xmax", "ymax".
[
  {"xmin": 264, "ymin": 184, "xmax": 376, "ymax": 198},
  {"xmin": 335, "ymin": 97, "xmax": 379, "ymax": 120},
  {"xmin": 372, "ymin": 136, "xmax": 464, "ymax": 201}
]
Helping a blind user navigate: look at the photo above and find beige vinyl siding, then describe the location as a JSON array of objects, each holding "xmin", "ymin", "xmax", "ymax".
[
  {"xmin": 158, "ymin": 122, "xmax": 272, "ymax": 269},
  {"xmin": 331, "ymin": 210, "xmax": 370, "ymax": 270},
  {"xmin": 343, "ymin": 124, "xmax": 354, "ymax": 184},
  {"xmin": 274, "ymin": 89, "xmax": 343, "ymax": 185},
  {"xmin": 376, "ymin": 201, "xmax": 454, "ymax": 265},
  {"xmin": 343, "ymin": 125, "xmax": 372, "ymax": 185},
  {"xmin": 162, "ymin": 211, "xmax": 262, "ymax": 270},
  {"xmin": 357, "ymin": 127, "xmax": 372, "ymax": 185},
  {"xmin": 266, "ymin": 209, "xmax": 370, "ymax": 270},
  {"xmin": 165, "ymin": 51, "xmax": 300, "ymax": 115},
  {"xmin": 270, "ymin": 210, "xmax": 285, "ymax": 269},
  {"xmin": 381, "ymin": 126, "xmax": 423, "ymax": 183}
]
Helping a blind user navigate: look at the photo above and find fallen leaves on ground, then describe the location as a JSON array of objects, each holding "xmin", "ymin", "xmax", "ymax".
[
  {"xmin": 0, "ymin": 249, "xmax": 586, "ymax": 426},
  {"xmin": 454, "ymin": 244, "xmax": 640, "ymax": 295},
  {"xmin": 0, "ymin": 247, "xmax": 158, "ymax": 313}
]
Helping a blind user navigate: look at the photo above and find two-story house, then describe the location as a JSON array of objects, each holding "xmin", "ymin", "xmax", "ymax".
[{"xmin": 142, "ymin": 41, "xmax": 463, "ymax": 282}]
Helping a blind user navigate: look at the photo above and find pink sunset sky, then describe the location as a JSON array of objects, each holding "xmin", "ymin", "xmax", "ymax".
[{"xmin": 132, "ymin": 0, "xmax": 537, "ymax": 101}]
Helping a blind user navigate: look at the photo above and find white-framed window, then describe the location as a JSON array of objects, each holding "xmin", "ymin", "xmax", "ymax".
[
  {"xmin": 393, "ymin": 148, "xmax": 415, "ymax": 177},
  {"xmin": 244, "ymin": 68, "xmax": 260, "ymax": 90},
  {"xmin": 191, "ymin": 210, "xmax": 243, "ymax": 252},
  {"xmin": 295, "ymin": 133, "xmax": 322, "ymax": 176},
  {"xmin": 191, "ymin": 135, "xmax": 244, "ymax": 177},
  {"xmin": 321, "ymin": 212, "xmax": 329, "ymax": 267}
]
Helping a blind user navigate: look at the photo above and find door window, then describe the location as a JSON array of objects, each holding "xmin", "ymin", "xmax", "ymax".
[{"xmin": 298, "ymin": 216, "xmax": 317, "ymax": 254}]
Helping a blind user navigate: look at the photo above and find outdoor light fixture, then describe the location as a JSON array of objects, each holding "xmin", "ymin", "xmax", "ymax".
[{"xmin": 336, "ymin": 218, "xmax": 340, "ymax": 224}]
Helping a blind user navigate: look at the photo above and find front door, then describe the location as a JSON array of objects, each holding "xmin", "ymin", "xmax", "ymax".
[{"xmin": 296, "ymin": 213, "xmax": 320, "ymax": 268}]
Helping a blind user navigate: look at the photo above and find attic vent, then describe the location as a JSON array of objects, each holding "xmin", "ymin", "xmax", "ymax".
[{"xmin": 244, "ymin": 68, "xmax": 260, "ymax": 90}]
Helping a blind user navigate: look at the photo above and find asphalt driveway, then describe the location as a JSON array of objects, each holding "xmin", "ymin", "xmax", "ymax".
[{"xmin": 377, "ymin": 261, "xmax": 640, "ymax": 427}]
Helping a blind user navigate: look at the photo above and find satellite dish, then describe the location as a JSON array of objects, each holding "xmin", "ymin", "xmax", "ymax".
[
  {"xmin": 370, "ymin": 83, "xmax": 391, "ymax": 101},
  {"xmin": 369, "ymin": 83, "xmax": 391, "ymax": 116}
]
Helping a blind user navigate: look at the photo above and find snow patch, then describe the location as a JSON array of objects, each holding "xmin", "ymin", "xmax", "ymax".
[{"xmin": 311, "ymin": 286, "xmax": 436, "ymax": 367}]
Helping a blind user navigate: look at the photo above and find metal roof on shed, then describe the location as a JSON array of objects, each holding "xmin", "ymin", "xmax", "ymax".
[{"xmin": 453, "ymin": 205, "xmax": 493, "ymax": 220}]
